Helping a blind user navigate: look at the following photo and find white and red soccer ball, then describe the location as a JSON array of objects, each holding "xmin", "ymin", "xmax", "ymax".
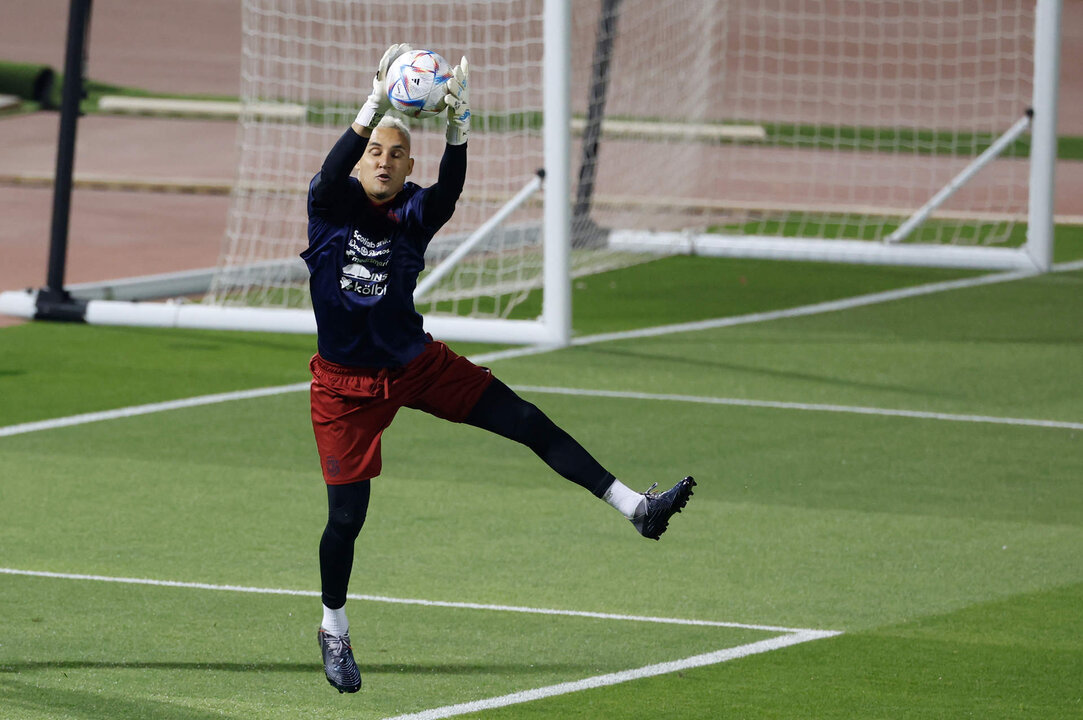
[{"xmin": 385, "ymin": 49, "xmax": 453, "ymax": 119}]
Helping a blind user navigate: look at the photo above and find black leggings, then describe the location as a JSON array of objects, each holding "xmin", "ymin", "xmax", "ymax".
[
  {"xmin": 320, "ymin": 480, "xmax": 370, "ymax": 609},
  {"xmin": 319, "ymin": 378, "xmax": 614, "ymax": 608},
  {"xmin": 464, "ymin": 379, "xmax": 615, "ymax": 497}
]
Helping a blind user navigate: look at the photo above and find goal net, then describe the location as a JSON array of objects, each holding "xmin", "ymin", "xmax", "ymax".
[{"xmin": 204, "ymin": 0, "xmax": 1055, "ymax": 339}]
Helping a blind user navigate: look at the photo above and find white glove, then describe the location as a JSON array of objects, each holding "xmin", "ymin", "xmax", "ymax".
[
  {"xmin": 444, "ymin": 56, "xmax": 470, "ymax": 145},
  {"xmin": 355, "ymin": 42, "xmax": 413, "ymax": 129}
]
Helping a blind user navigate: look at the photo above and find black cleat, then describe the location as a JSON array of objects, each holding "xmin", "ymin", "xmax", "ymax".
[
  {"xmin": 631, "ymin": 476, "xmax": 697, "ymax": 540},
  {"xmin": 319, "ymin": 627, "xmax": 361, "ymax": 693}
]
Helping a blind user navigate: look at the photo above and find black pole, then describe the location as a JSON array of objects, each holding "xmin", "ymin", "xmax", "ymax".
[
  {"xmin": 37, "ymin": 0, "xmax": 92, "ymax": 321},
  {"xmin": 572, "ymin": 0, "xmax": 622, "ymax": 249}
]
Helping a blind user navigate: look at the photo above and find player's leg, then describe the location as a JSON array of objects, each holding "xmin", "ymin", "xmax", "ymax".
[
  {"xmin": 320, "ymin": 480, "xmax": 370, "ymax": 617},
  {"xmin": 464, "ymin": 377, "xmax": 615, "ymax": 496},
  {"xmin": 399, "ymin": 342, "xmax": 615, "ymax": 496},
  {"xmin": 317, "ymin": 480, "xmax": 369, "ymax": 693},
  {"xmin": 464, "ymin": 379, "xmax": 696, "ymax": 539},
  {"xmin": 405, "ymin": 342, "xmax": 696, "ymax": 539},
  {"xmin": 309, "ymin": 354, "xmax": 399, "ymax": 692}
]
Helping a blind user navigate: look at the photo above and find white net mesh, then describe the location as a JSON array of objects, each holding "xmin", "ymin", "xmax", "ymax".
[
  {"xmin": 210, "ymin": 0, "xmax": 566, "ymax": 317},
  {"xmin": 573, "ymin": 0, "xmax": 1035, "ymax": 247},
  {"xmin": 209, "ymin": 0, "xmax": 1036, "ymax": 316}
]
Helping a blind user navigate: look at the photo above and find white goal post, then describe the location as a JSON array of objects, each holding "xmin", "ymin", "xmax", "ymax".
[{"xmin": 0, "ymin": 0, "xmax": 1064, "ymax": 344}]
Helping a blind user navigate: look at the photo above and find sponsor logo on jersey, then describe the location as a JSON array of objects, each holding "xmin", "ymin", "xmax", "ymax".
[
  {"xmin": 342, "ymin": 230, "xmax": 392, "ymax": 298},
  {"xmin": 341, "ymin": 263, "xmax": 388, "ymax": 284},
  {"xmin": 340, "ymin": 277, "xmax": 388, "ymax": 296},
  {"xmin": 351, "ymin": 230, "xmax": 380, "ymax": 248},
  {"xmin": 348, "ymin": 237, "xmax": 390, "ymax": 266}
]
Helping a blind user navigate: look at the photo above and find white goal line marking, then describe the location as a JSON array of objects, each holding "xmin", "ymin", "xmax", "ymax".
[
  {"xmin": 1, "ymin": 378, "xmax": 1077, "ymax": 439},
  {"xmin": 0, "ymin": 383, "xmax": 308, "ymax": 438},
  {"xmin": 1, "ymin": 265, "xmax": 1073, "ymax": 439},
  {"xmin": 380, "ymin": 630, "xmax": 837, "ymax": 720},
  {"xmin": 512, "ymin": 386, "xmax": 1083, "ymax": 432},
  {"xmin": 0, "ymin": 567, "xmax": 840, "ymax": 720},
  {"xmin": 481, "ymin": 267, "xmax": 1039, "ymax": 362},
  {"xmin": 0, "ymin": 567, "xmax": 815, "ymax": 634}
]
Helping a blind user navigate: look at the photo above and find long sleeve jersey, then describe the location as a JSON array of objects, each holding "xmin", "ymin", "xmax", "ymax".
[{"xmin": 302, "ymin": 128, "xmax": 466, "ymax": 367}]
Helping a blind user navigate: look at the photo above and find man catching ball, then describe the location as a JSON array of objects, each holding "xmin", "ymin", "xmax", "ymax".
[{"xmin": 302, "ymin": 43, "xmax": 697, "ymax": 693}]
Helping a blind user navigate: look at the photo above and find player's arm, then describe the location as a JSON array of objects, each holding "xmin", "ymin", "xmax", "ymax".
[
  {"xmin": 443, "ymin": 58, "xmax": 470, "ymax": 147},
  {"xmin": 312, "ymin": 44, "xmax": 413, "ymax": 209},
  {"xmin": 423, "ymin": 143, "xmax": 467, "ymax": 225},
  {"xmin": 422, "ymin": 57, "xmax": 471, "ymax": 226}
]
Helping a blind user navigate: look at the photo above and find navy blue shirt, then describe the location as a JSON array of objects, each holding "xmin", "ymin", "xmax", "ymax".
[{"xmin": 302, "ymin": 129, "xmax": 465, "ymax": 367}]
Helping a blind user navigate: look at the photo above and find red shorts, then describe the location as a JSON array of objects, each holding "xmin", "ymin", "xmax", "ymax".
[{"xmin": 309, "ymin": 341, "xmax": 493, "ymax": 484}]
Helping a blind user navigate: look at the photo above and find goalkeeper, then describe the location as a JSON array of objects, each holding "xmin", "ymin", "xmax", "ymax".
[{"xmin": 303, "ymin": 44, "xmax": 696, "ymax": 694}]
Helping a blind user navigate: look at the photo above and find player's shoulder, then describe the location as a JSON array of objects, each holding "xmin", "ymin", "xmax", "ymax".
[
  {"xmin": 309, "ymin": 175, "xmax": 364, "ymax": 227},
  {"xmin": 393, "ymin": 182, "xmax": 426, "ymax": 210},
  {"xmin": 310, "ymin": 171, "xmax": 362, "ymax": 195}
]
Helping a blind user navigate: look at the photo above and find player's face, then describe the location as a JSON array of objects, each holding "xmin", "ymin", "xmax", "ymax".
[{"xmin": 358, "ymin": 126, "xmax": 414, "ymax": 205}]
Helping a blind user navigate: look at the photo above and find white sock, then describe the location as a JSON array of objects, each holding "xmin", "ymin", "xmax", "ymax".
[
  {"xmin": 602, "ymin": 479, "xmax": 645, "ymax": 520},
  {"xmin": 321, "ymin": 604, "xmax": 349, "ymax": 636}
]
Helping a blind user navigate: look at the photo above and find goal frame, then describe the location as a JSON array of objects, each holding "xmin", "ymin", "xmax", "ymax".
[
  {"xmin": 586, "ymin": 0, "xmax": 1061, "ymax": 275},
  {"xmin": 0, "ymin": 0, "xmax": 1063, "ymax": 343}
]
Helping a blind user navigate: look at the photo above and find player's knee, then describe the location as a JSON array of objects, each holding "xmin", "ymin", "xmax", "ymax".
[
  {"xmin": 511, "ymin": 400, "xmax": 555, "ymax": 447},
  {"xmin": 326, "ymin": 483, "xmax": 370, "ymax": 539},
  {"xmin": 468, "ymin": 380, "xmax": 556, "ymax": 447},
  {"xmin": 327, "ymin": 503, "xmax": 367, "ymax": 539}
]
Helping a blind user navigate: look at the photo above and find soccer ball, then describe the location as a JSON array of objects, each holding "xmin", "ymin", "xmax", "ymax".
[{"xmin": 385, "ymin": 49, "xmax": 453, "ymax": 119}]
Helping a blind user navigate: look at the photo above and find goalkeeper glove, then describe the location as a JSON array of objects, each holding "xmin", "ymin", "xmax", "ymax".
[
  {"xmin": 355, "ymin": 42, "xmax": 413, "ymax": 129},
  {"xmin": 444, "ymin": 57, "xmax": 470, "ymax": 145}
]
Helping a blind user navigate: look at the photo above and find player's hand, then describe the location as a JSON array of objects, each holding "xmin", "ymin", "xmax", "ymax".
[
  {"xmin": 444, "ymin": 56, "xmax": 470, "ymax": 145},
  {"xmin": 355, "ymin": 43, "xmax": 413, "ymax": 129},
  {"xmin": 376, "ymin": 43, "xmax": 412, "ymax": 87}
]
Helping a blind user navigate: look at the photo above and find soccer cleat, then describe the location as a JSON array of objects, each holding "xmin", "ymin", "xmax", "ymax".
[
  {"xmin": 318, "ymin": 627, "xmax": 362, "ymax": 693},
  {"xmin": 631, "ymin": 476, "xmax": 697, "ymax": 540}
]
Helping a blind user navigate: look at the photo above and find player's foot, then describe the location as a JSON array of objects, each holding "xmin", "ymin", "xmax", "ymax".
[
  {"xmin": 319, "ymin": 627, "xmax": 361, "ymax": 693},
  {"xmin": 631, "ymin": 476, "xmax": 696, "ymax": 540}
]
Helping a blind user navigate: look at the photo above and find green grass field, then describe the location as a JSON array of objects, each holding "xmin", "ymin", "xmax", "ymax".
[{"xmin": 2, "ymin": 241, "xmax": 1082, "ymax": 718}]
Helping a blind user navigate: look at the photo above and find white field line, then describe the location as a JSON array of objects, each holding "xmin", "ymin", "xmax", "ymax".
[
  {"xmin": 1, "ymin": 378, "xmax": 1077, "ymax": 438},
  {"xmin": 380, "ymin": 630, "xmax": 839, "ymax": 720},
  {"xmin": 0, "ymin": 266, "xmax": 1073, "ymax": 439},
  {"xmin": 512, "ymin": 386, "xmax": 1083, "ymax": 432},
  {"xmin": 428, "ymin": 268, "xmax": 1035, "ymax": 365},
  {"xmin": 565, "ymin": 268, "xmax": 1035, "ymax": 347},
  {"xmin": 0, "ymin": 567, "xmax": 841, "ymax": 720},
  {"xmin": 1053, "ymin": 258, "xmax": 1083, "ymax": 273},
  {"xmin": 0, "ymin": 567, "xmax": 812, "ymax": 634},
  {"xmin": 0, "ymin": 383, "xmax": 309, "ymax": 438}
]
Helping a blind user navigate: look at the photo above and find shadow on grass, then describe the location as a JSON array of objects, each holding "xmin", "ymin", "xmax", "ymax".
[
  {"xmin": 0, "ymin": 675, "xmax": 229, "ymax": 720},
  {"xmin": 0, "ymin": 658, "xmax": 601, "ymax": 720},
  {"xmin": 2, "ymin": 659, "xmax": 592, "ymax": 676}
]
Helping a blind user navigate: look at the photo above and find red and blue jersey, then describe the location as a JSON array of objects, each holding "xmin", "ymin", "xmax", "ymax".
[{"xmin": 303, "ymin": 129, "xmax": 465, "ymax": 367}]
